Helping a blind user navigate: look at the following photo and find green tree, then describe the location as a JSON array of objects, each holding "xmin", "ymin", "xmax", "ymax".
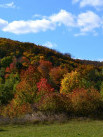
[
  {"xmin": 0, "ymin": 56, "xmax": 12, "ymax": 68},
  {"xmin": 0, "ymin": 73, "xmax": 20, "ymax": 105}
]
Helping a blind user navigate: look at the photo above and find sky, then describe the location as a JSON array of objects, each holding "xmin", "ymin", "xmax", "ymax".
[{"xmin": 0, "ymin": 0, "xmax": 103, "ymax": 61}]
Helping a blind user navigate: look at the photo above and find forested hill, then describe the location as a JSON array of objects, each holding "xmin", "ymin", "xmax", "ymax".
[
  {"xmin": 1, "ymin": 37, "xmax": 103, "ymax": 118},
  {"xmin": 0, "ymin": 37, "xmax": 103, "ymax": 69}
]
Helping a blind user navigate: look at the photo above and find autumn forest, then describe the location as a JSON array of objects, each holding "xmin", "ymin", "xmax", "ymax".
[{"xmin": 0, "ymin": 38, "xmax": 103, "ymax": 118}]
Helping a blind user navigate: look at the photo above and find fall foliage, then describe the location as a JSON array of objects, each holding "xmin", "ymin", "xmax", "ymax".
[{"xmin": 0, "ymin": 38, "xmax": 103, "ymax": 118}]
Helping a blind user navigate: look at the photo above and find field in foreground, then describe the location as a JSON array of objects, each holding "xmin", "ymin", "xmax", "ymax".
[{"xmin": 0, "ymin": 120, "xmax": 103, "ymax": 137}]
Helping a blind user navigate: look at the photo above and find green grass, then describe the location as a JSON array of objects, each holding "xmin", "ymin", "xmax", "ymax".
[{"xmin": 0, "ymin": 120, "xmax": 103, "ymax": 137}]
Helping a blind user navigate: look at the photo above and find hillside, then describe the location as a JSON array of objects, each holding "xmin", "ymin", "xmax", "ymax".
[
  {"xmin": 0, "ymin": 37, "xmax": 103, "ymax": 68},
  {"xmin": 0, "ymin": 37, "xmax": 103, "ymax": 118}
]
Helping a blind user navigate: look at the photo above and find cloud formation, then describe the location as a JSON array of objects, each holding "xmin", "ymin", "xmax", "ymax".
[
  {"xmin": 49, "ymin": 10, "xmax": 75, "ymax": 27},
  {"xmin": 0, "ymin": 2, "xmax": 16, "ymax": 8},
  {"xmin": 73, "ymin": 0, "xmax": 103, "ymax": 8},
  {"xmin": 0, "ymin": 18, "xmax": 8, "ymax": 29},
  {"xmin": 43, "ymin": 41, "xmax": 57, "ymax": 48},
  {"xmin": 3, "ymin": 19, "xmax": 55, "ymax": 34},
  {"xmin": 80, "ymin": 0, "xmax": 103, "ymax": 7},
  {"xmin": 1, "ymin": 9, "xmax": 103, "ymax": 36},
  {"xmin": 77, "ymin": 11, "xmax": 102, "ymax": 32},
  {"xmin": 2, "ymin": 10, "xmax": 75, "ymax": 34}
]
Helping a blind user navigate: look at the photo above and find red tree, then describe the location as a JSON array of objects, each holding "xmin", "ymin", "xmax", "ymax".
[{"xmin": 37, "ymin": 78, "xmax": 54, "ymax": 95}]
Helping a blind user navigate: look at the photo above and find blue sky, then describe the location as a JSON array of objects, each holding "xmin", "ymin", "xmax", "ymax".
[{"xmin": 0, "ymin": 0, "xmax": 103, "ymax": 61}]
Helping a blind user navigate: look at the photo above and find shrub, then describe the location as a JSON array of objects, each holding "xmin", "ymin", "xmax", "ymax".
[
  {"xmin": 37, "ymin": 93, "xmax": 72, "ymax": 113},
  {"xmin": 71, "ymin": 88, "xmax": 102, "ymax": 116},
  {"xmin": 2, "ymin": 100, "xmax": 32, "ymax": 118}
]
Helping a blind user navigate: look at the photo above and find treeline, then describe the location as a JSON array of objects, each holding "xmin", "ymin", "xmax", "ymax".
[{"xmin": 0, "ymin": 38, "xmax": 103, "ymax": 118}]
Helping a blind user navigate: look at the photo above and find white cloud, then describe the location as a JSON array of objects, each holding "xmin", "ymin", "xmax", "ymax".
[
  {"xmin": 43, "ymin": 41, "xmax": 57, "ymax": 48},
  {"xmin": 3, "ymin": 19, "xmax": 55, "ymax": 34},
  {"xmin": 49, "ymin": 9, "xmax": 75, "ymax": 27},
  {"xmin": 77, "ymin": 11, "xmax": 102, "ymax": 33},
  {"xmin": 0, "ymin": 2, "xmax": 16, "ymax": 8},
  {"xmin": 80, "ymin": 0, "xmax": 103, "ymax": 7},
  {"xmin": 73, "ymin": 0, "xmax": 103, "ymax": 8},
  {"xmin": 3, "ymin": 10, "xmax": 75, "ymax": 34},
  {"xmin": 0, "ymin": 18, "xmax": 8, "ymax": 29},
  {"xmin": 1, "ymin": 9, "xmax": 103, "ymax": 36}
]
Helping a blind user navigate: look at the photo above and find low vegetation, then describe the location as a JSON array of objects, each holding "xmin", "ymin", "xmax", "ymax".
[{"xmin": 1, "ymin": 120, "xmax": 103, "ymax": 137}]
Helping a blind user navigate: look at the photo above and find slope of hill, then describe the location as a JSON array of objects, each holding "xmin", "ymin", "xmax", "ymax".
[
  {"xmin": 0, "ymin": 37, "xmax": 103, "ymax": 67},
  {"xmin": 0, "ymin": 37, "xmax": 103, "ymax": 118}
]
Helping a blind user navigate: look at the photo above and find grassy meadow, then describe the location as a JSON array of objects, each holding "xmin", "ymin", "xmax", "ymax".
[{"xmin": 0, "ymin": 120, "xmax": 103, "ymax": 137}]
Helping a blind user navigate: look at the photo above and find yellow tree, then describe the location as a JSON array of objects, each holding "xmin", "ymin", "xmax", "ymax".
[{"xmin": 60, "ymin": 71, "xmax": 81, "ymax": 93}]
